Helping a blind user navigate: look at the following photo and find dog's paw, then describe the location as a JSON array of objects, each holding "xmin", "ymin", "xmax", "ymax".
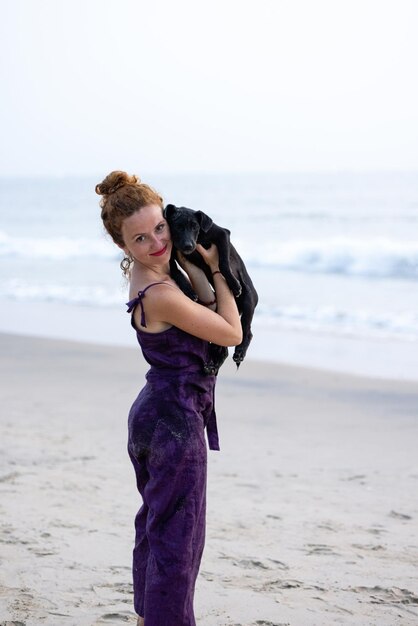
[
  {"xmin": 232, "ymin": 349, "xmax": 245, "ymax": 367},
  {"xmin": 233, "ymin": 283, "xmax": 242, "ymax": 297},
  {"xmin": 224, "ymin": 274, "xmax": 242, "ymax": 297},
  {"xmin": 203, "ymin": 362, "xmax": 219, "ymax": 376}
]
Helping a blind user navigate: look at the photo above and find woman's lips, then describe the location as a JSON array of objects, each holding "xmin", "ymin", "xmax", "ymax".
[{"xmin": 150, "ymin": 244, "xmax": 168, "ymax": 257}]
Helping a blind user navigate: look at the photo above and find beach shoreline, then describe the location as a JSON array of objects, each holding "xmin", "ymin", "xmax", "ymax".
[
  {"xmin": 1, "ymin": 332, "xmax": 418, "ymax": 625},
  {"xmin": 1, "ymin": 299, "xmax": 418, "ymax": 383}
]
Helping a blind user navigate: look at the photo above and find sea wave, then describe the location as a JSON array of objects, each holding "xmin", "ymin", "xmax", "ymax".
[
  {"xmin": 0, "ymin": 230, "xmax": 117, "ymax": 260},
  {"xmin": 0, "ymin": 280, "xmax": 125, "ymax": 307},
  {"xmin": 254, "ymin": 303, "xmax": 418, "ymax": 341},
  {"xmin": 239, "ymin": 237, "xmax": 418, "ymax": 280},
  {"xmin": 1, "ymin": 229, "xmax": 418, "ymax": 280},
  {"xmin": 2, "ymin": 279, "xmax": 418, "ymax": 341}
]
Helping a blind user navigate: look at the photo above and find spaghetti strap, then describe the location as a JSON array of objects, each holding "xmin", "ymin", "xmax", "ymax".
[{"xmin": 126, "ymin": 282, "xmax": 171, "ymax": 328}]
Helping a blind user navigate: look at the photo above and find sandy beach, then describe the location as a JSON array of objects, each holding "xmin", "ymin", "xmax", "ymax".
[{"xmin": 1, "ymin": 332, "xmax": 418, "ymax": 626}]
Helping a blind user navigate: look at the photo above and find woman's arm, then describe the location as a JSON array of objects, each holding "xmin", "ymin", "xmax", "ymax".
[
  {"xmin": 195, "ymin": 243, "xmax": 241, "ymax": 333},
  {"xmin": 143, "ymin": 244, "xmax": 242, "ymax": 347}
]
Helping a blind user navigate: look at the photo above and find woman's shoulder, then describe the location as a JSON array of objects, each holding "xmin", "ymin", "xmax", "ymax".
[
  {"xmin": 128, "ymin": 279, "xmax": 178, "ymax": 301},
  {"xmin": 128, "ymin": 281, "xmax": 180, "ymax": 333}
]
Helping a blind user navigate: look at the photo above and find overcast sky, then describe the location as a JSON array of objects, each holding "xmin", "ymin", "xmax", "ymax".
[{"xmin": 1, "ymin": 0, "xmax": 417, "ymax": 176}]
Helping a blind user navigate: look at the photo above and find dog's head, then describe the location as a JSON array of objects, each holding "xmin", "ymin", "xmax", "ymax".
[{"xmin": 164, "ymin": 204, "xmax": 213, "ymax": 254}]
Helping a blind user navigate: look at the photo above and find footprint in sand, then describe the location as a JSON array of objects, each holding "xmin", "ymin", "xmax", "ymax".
[
  {"xmin": 389, "ymin": 510, "xmax": 413, "ymax": 520},
  {"xmin": 93, "ymin": 581, "xmax": 133, "ymax": 595},
  {"xmin": 256, "ymin": 619, "xmax": 290, "ymax": 626},
  {"xmin": 304, "ymin": 543, "xmax": 339, "ymax": 556},
  {"xmin": 316, "ymin": 521, "xmax": 339, "ymax": 532},
  {"xmin": 237, "ymin": 482, "xmax": 260, "ymax": 489},
  {"xmin": 219, "ymin": 554, "xmax": 273, "ymax": 570},
  {"xmin": 92, "ymin": 581, "xmax": 133, "ymax": 606},
  {"xmin": 267, "ymin": 558, "xmax": 288, "ymax": 570},
  {"xmin": 109, "ymin": 565, "xmax": 131, "ymax": 573},
  {"xmin": 367, "ymin": 525, "xmax": 387, "ymax": 535},
  {"xmin": 0, "ymin": 528, "xmax": 30, "ymax": 546},
  {"xmin": 0, "ymin": 471, "xmax": 21, "ymax": 483},
  {"xmin": 351, "ymin": 543, "xmax": 386, "ymax": 552},
  {"xmin": 259, "ymin": 578, "xmax": 303, "ymax": 591},
  {"xmin": 347, "ymin": 585, "xmax": 418, "ymax": 606},
  {"xmin": 340, "ymin": 474, "xmax": 367, "ymax": 483},
  {"xmin": 255, "ymin": 620, "xmax": 291, "ymax": 625},
  {"xmin": 235, "ymin": 558, "xmax": 271, "ymax": 570},
  {"xmin": 28, "ymin": 547, "xmax": 57, "ymax": 557},
  {"xmin": 49, "ymin": 519, "xmax": 84, "ymax": 530},
  {"xmin": 94, "ymin": 611, "xmax": 135, "ymax": 624}
]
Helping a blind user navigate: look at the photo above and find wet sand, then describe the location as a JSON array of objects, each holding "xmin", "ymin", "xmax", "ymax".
[{"xmin": 0, "ymin": 332, "xmax": 417, "ymax": 625}]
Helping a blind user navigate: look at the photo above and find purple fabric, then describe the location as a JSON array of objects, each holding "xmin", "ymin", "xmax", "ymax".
[{"xmin": 125, "ymin": 286, "xmax": 219, "ymax": 625}]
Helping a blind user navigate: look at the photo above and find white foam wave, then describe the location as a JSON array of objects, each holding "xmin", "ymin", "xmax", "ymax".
[
  {"xmin": 0, "ymin": 279, "xmax": 126, "ymax": 307},
  {"xmin": 239, "ymin": 237, "xmax": 418, "ymax": 280},
  {"xmin": 255, "ymin": 304, "xmax": 418, "ymax": 341},
  {"xmin": 1, "ymin": 280, "xmax": 418, "ymax": 341},
  {"xmin": 0, "ymin": 230, "xmax": 117, "ymax": 260},
  {"xmin": 2, "ymin": 228, "xmax": 418, "ymax": 281}
]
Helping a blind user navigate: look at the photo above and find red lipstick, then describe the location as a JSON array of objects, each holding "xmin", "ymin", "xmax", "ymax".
[{"xmin": 150, "ymin": 245, "xmax": 168, "ymax": 257}]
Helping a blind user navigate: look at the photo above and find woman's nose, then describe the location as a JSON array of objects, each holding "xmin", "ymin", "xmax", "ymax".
[{"xmin": 150, "ymin": 232, "xmax": 163, "ymax": 247}]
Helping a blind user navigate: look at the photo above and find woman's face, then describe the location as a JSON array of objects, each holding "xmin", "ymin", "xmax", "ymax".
[{"xmin": 120, "ymin": 204, "xmax": 172, "ymax": 266}]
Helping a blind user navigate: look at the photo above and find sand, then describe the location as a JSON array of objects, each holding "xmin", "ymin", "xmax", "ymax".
[{"xmin": 0, "ymin": 332, "xmax": 417, "ymax": 626}]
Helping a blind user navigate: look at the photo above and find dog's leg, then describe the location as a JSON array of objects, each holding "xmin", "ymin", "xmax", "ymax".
[
  {"xmin": 212, "ymin": 232, "xmax": 242, "ymax": 297},
  {"xmin": 203, "ymin": 344, "xmax": 229, "ymax": 376},
  {"xmin": 169, "ymin": 256, "xmax": 198, "ymax": 301},
  {"xmin": 232, "ymin": 286, "xmax": 258, "ymax": 367}
]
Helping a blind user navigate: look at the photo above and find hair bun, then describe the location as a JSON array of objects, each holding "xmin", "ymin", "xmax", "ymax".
[{"xmin": 95, "ymin": 170, "xmax": 140, "ymax": 196}]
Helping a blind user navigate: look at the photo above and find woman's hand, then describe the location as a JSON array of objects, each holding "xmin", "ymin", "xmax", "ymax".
[
  {"xmin": 177, "ymin": 244, "xmax": 219, "ymax": 275},
  {"xmin": 195, "ymin": 243, "xmax": 219, "ymax": 272},
  {"xmin": 176, "ymin": 250, "xmax": 203, "ymax": 280},
  {"xmin": 176, "ymin": 250, "xmax": 192, "ymax": 272}
]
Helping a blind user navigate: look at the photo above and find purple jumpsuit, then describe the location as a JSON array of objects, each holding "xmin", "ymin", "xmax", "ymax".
[{"xmin": 126, "ymin": 283, "xmax": 219, "ymax": 625}]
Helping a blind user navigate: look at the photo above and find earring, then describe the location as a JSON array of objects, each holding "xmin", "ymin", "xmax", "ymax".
[{"xmin": 120, "ymin": 254, "xmax": 133, "ymax": 273}]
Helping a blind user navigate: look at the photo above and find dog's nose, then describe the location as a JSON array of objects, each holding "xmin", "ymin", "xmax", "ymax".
[{"xmin": 182, "ymin": 244, "xmax": 195, "ymax": 254}]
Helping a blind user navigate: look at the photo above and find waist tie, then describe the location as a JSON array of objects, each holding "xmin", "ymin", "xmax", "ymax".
[
  {"xmin": 146, "ymin": 367, "xmax": 220, "ymax": 452},
  {"xmin": 205, "ymin": 403, "xmax": 220, "ymax": 451}
]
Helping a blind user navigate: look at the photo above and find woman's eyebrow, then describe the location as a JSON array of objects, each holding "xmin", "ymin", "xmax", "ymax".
[{"xmin": 131, "ymin": 221, "xmax": 164, "ymax": 239}]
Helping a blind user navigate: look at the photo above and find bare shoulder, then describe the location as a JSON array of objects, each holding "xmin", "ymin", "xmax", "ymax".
[
  {"xmin": 143, "ymin": 281, "xmax": 197, "ymax": 317},
  {"xmin": 131, "ymin": 281, "xmax": 181, "ymax": 332},
  {"xmin": 128, "ymin": 279, "xmax": 178, "ymax": 301}
]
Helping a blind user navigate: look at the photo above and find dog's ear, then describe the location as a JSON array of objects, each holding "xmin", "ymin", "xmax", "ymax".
[
  {"xmin": 164, "ymin": 204, "xmax": 177, "ymax": 220},
  {"xmin": 195, "ymin": 211, "xmax": 213, "ymax": 232}
]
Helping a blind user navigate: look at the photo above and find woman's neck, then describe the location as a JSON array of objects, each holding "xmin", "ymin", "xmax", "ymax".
[{"xmin": 131, "ymin": 260, "xmax": 171, "ymax": 285}]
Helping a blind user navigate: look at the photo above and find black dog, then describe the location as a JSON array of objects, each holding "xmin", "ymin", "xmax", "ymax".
[{"xmin": 164, "ymin": 204, "xmax": 258, "ymax": 375}]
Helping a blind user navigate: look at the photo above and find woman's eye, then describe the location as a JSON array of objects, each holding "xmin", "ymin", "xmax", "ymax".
[
  {"xmin": 156, "ymin": 223, "xmax": 165, "ymax": 232},
  {"xmin": 136, "ymin": 235, "xmax": 145, "ymax": 242}
]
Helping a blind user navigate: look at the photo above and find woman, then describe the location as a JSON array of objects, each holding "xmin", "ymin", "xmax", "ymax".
[{"xmin": 96, "ymin": 171, "xmax": 242, "ymax": 626}]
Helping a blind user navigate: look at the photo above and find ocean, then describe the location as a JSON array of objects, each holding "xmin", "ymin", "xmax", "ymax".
[{"xmin": 1, "ymin": 171, "xmax": 417, "ymax": 380}]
